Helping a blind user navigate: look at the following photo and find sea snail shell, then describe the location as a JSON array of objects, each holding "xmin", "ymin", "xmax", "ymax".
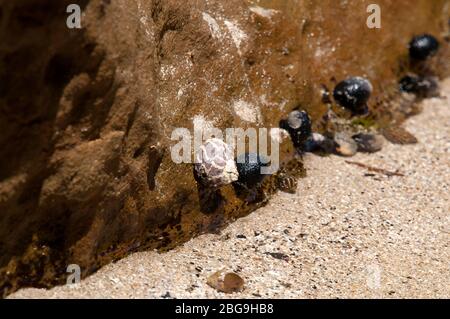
[{"xmin": 194, "ymin": 138, "xmax": 239, "ymax": 189}]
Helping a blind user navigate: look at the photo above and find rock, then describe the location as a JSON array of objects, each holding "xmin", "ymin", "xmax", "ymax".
[
  {"xmin": 39, "ymin": 131, "xmax": 124, "ymax": 204},
  {"xmin": 269, "ymin": 128, "xmax": 290, "ymax": 144},
  {"xmin": 352, "ymin": 133, "xmax": 384, "ymax": 153},
  {"xmin": 265, "ymin": 252, "xmax": 290, "ymax": 262},
  {"xmin": 207, "ymin": 271, "xmax": 245, "ymax": 293},
  {"xmin": 334, "ymin": 133, "xmax": 358, "ymax": 157}
]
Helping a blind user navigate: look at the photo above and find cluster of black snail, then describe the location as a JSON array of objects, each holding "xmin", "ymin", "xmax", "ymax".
[
  {"xmin": 194, "ymin": 34, "xmax": 441, "ymax": 199},
  {"xmin": 399, "ymin": 34, "xmax": 441, "ymax": 97},
  {"xmin": 279, "ymin": 33, "xmax": 441, "ymax": 158}
]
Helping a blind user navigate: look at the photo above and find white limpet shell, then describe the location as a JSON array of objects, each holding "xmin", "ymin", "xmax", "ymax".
[{"xmin": 194, "ymin": 138, "xmax": 239, "ymax": 188}]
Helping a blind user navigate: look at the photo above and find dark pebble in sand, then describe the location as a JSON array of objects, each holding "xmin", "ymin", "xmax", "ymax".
[
  {"xmin": 303, "ymin": 133, "xmax": 336, "ymax": 154},
  {"xmin": 334, "ymin": 132, "xmax": 358, "ymax": 157},
  {"xmin": 265, "ymin": 252, "xmax": 290, "ymax": 262}
]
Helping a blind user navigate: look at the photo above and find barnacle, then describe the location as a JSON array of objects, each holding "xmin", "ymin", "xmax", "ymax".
[{"xmin": 193, "ymin": 138, "xmax": 239, "ymax": 189}]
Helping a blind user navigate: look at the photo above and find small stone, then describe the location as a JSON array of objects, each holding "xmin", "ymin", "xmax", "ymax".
[
  {"xmin": 161, "ymin": 291, "xmax": 172, "ymax": 299},
  {"xmin": 207, "ymin": 270, "xmax": 244, "ymax": 293},
  {"xmin": 409, "ymin": 34, "xmax": 440, "ymax": 61},
  {"xmin": 194, "ymin": 138, "xmax": 239, "ymax": 189},
  {"xmin": 333, "ymin": 77, "xmax": 372, "ymax": 115},
  {"xmin": 303, "ymin": 133, "xmax": 336, "ymax": 153},
  {"xmin": 334, "ymin": 132, "xmax": 358, "ymax": 157},
  {"xmin": 303, "ymin": 133, "xmax": 324, "ymax": 152},
  {"xmin": 265, "ymin": 252, "xmax": 290, "ymax": 262},
  {"xmin": 352, "ymin": 133, "xmax": 383, "ymax": 153}
]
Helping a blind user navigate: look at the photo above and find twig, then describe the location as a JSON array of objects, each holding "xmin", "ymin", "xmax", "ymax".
[{"xmin": 345, "ymin": 160, "xmax": 405, "ymax": 177}]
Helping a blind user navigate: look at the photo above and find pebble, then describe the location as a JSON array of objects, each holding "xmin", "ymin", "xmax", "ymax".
[
  {"xmin": 303, "ymin": 133, "xmax": 336, "ymax": 154},
  {"xmin": 334, "ymin": 132, "xmax": 358, "ymax": 157},
  {"xmin": 207, "ymin": 271, "xmax": 245, "ymax": 293},
  {"xmin": 352, "ymin": 133, "xmax": 384, "ymax": 153}
]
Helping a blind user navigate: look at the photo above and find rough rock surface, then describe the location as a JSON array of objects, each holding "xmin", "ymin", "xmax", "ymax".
[{"xmin": 0, "ymin": 0, "xmax": 449, "ymax": 295}]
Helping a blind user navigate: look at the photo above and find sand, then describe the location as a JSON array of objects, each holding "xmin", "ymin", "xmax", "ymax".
[{"xmin": 9, "ymin": 79, "xmax": 450, "ymax": 299}]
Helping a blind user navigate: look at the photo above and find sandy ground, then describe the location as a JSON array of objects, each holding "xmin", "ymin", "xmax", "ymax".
[{"xmin": 9, "ymin": 80, "xmax": 450, "ymax": 299}]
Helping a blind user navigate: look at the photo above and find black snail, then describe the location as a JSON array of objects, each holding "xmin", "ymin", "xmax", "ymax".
[
  {"xmin": 279, "ymin": 110, "xmax": 312, "ymax": 149},
  {"xmin": 409, "ymin": 34, "xmax": 440, "ymax": 61},
  {"xmin": 235, "ymin": 153, "xmax": 269, "ymax": 187},
  {"xmin": 399, "ymin": 75, "xmax": 439, "ymax": 97},
  {"xmin": 333, "ymin": 77, "xmax": 373, "ymax": 115}
]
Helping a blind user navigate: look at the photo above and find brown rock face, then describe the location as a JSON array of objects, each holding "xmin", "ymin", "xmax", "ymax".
[{"xmin": 0, "ymin": 0, "xmax": 448, "ymax": 295}]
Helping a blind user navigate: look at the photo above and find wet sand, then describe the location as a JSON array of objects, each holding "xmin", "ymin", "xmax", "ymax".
[{"xmin": 9, "ymin": 79, "xmax": 450, "ymax": 299}]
